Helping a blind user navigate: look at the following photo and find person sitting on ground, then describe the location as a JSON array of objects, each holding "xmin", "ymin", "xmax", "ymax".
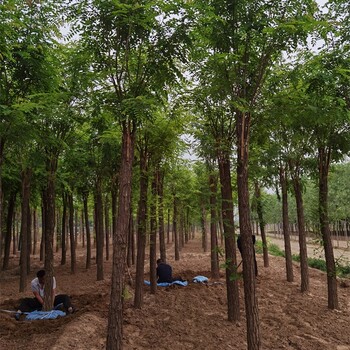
[
  {"xmin": 17, "ymin": 269, "xmax": 74, "ymax": 314},
  {"xmin": 156, "ymin": 259, "xmax": 184, "ymax": 283}
]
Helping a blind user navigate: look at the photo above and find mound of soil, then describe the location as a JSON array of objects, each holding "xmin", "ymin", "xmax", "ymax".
[{"xmin": 0, "ymin": 238, "xmax": 349, "ymax": 350}]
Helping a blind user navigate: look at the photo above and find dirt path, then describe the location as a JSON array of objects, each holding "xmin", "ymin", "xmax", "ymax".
[{"xmin": 267, "ymin": 235, "xmax": 350, "ymax": 263}]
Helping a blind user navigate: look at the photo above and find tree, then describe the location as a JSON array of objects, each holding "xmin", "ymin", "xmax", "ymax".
[{"xmin": 70, "ymin": 1, "xmax": 191, "ymax": 347}]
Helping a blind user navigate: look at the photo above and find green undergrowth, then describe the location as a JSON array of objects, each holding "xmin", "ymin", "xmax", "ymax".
[{"xmin": 255, "ymin": 240, "xmax": 350, "ymax": 279}]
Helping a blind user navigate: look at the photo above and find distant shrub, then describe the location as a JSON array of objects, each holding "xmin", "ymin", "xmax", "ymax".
[{"xmin": 268, "ymin": 243, "xmax": 285, "ymax": 257}]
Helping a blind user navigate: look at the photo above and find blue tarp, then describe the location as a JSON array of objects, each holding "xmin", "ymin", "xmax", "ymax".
[
  {"xmin": 25, "ymin": 310, "xmax": 66, "ymax": 320},
  {"xmin": 144, "ymin": 280, "xmax": 188, "ymax": 287}
]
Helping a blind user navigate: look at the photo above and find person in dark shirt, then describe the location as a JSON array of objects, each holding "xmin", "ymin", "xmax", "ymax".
[
  {"xmin": 237, "ymin": 235, "xmax": 258, "ymax": 276},
  {"xmin": 156, "ymin": 259, "xmax": 184, "ymax": 283}
]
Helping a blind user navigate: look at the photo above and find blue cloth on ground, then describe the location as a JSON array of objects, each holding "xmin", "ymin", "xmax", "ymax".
[
  {"xmin": 144, "ymin": 280, "xmax": 188, "ymax": 287},
  {"xmin": 192, "ymin": 275, "xmax": 209, "ymax": 283},
  {"xmin": 25, "ymin": 310, "xmax": 66, "ymax": 320}
]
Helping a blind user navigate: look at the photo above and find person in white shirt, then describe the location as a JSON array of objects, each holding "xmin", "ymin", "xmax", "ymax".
[{"xmin": 17, "ymin": 269, "xmax": 74, "ymax": 314}]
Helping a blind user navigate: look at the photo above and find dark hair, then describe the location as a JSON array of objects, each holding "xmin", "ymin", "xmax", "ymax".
[
  {"xmin": 156, "ymin": 259, "xmax": 162, "ymax": 264},
  {"xmin": 37, "ymin": 270, "xmax": 46, "ymax": 278}
]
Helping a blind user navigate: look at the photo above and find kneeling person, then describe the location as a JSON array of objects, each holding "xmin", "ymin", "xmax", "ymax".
[{"xmin": 18, "ymin": 269, "xmax": 74, "ymax": 314}]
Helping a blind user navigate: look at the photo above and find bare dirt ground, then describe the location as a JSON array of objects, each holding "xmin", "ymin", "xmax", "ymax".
[{"xmin": 1, "ymin": 237, "xmax": 350, "ymax": 350}]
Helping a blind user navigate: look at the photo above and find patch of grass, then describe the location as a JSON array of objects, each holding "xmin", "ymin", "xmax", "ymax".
[{"xmin": 255, "ymin": 239, "xmax": 349, "ymax": 279}]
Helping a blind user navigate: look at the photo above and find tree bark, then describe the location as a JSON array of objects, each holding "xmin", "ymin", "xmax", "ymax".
[
  {"xmin": 19, "ymin": 168, "xmax": 32, "ymax": 292},
  {"xmin": 3, "ymin": 191, "xmax": 16, "ymax": 270},
  {"xmin": 236, "ymin": 111, "xmax": 260, "ymax": 349},
  {"xmin": 43, "ymin": 160, "xmax": 56, "ymax": 311},
  {"xmin": 158, "ymin": 169, "xmax": 166, "ymax": 262},
  {"xmin": 279, "ymin": 165, "xmax": 294, "ymax": 282},
  {"xmin": 107, "ymin": 121, "xmax": 135, "ymax": 350},
  {"xmin": 217, "ymin": 151, "xmax": 240, "ymax": 322},
  {"xmin": 201, "ymin": 205, "xmax": 207, "ymax": 252},
  {"xmin": 209, "ymin": 173, "xmax": 220, "ymax": 279},
  {"xmin": 254, "ymin": 182, "xmax": 268, "ymax": 268},
  {"xmin": 105, "ymin": 194, "xmax": 110, "ymax": 261},
  {"xmin": 173, "ymin": 195, "xmax": 179, "ymax": 261},
  {"xmin": 149, "ymin": 172, "xmax": 158, "ymax": 294},
  {"xmin": 67, "ymin": 193, "xmax": 76, "ymax": 274},
  {"xmin": 83, "ymin": 192, "xmax": 91, "ymax": 269},
  {"xmin": 290, "ymin": 163, "xmax": 309, "ymax": 293},
  {"xmin": 95, "ymin": 178, "xmax": 104, "ymax": 280},
  {"xmin": 134, "ymin": 147, "xmax": 148, "ymax": 308},
  {"xmin": 318, "ymin": 147, "xmax": 338, "ymax": 309},
  {"xmin": 61, "ymin": 194, "xmax": 67, "ymax": 265}
]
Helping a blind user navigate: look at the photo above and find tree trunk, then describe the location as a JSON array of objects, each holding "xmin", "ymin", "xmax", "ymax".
[
  {"xmin": 43, "ymin": 160, "xmax": 56, "ymax": 311},
  {"xmin": 209, "ymin": 173, "xmax": 220, "ymax": 279},
  {"xmin": 61, "ymin": 194, "xmax": 67, "ymax": 265},
  {"xmin": 173, "ymin": 196, "xmax": 179, "ymax": 261},
  {"xmin": 127, "ymin": 204, "xmax": 133, "ymax": 268},
  {"xmin": 106, "ymin": 121, "xmax": 135, "ymax": 350},
  {"xmin": 27, "ymin": 206, "xmax": 32, "ymax": 275},
  {"xmin": 167, "ymin": 208, "xmax": 170, "ymax": 244},
  {"xmin": 83, "ymin": 192, "xmax": 91, "ymax": 269},
  {"xmin": 291, "ymin": 169, "xmax": 309, "ymax": 293},
  {"xmin": 40, "ymin": 198, "xmax": 45, "ymax": 262},
  {"xmin": 279, "ymin": 165, "xmax": 294, "ymax": 282},
  {"xmin": 158, "ymin": 169, "xmax": 166, "ymax": 262},
  {"xmin": 254, "ymin": 182, "xmax": 268, "ymax": 268},
  {"xmin": 201, "ymin": 205, "xmax": 207, "ymax": 252},
  {"xmin": 68, "ymin": 193, "xmax": 76, "ymax": 274},
  {"xmin": 217, "ymin": 152, "xmax": 240, "ymax": 322},
  {"xmin": 318, "ymin": 147, "xmax": 338, "ymax": 309},
  {"xmin": 134, "ymin": 148, "xmax": 148, "ymax": 308},
  {"xmin": 0, "ymin": 138, "xmax": 5, "ymax": 260},
  {"xmin": 19, "ymin": 168, "xmax": 32, "ymax": 292},
  {"xmin": 105, "ymin": 194, "xmax": 110, "ymax": 261},
  {"xmin": 95, "ymin": 178, "xmax": 104, "ymax": 280},
  {"xmin": 149, "ymin": 171, "xmax": 158, "ymax": 294},
  {"xmin": 3, "ymin": 191, "xmax": 16, "ymax": 270},
  {"xmin": 236, "ymin": 111, "xmax": 260, "ymax": 349}
]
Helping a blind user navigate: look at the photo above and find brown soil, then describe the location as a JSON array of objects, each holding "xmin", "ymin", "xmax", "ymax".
[{"xmin": 1, "ymin": 238, "xmax": 350, "ymax": 350}]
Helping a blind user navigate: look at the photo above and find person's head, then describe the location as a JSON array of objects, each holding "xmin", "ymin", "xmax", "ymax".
[
  {"xmin": 156, "ymin": 259, "xmax": 162, "ymax": 265},
  {"xmin": 36, "ymin": 269, "xmax": 46, "ymax": 284}
]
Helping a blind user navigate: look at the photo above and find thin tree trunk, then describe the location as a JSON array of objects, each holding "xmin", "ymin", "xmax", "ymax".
[
  {"xmin": 107, "ymin": 121, "xmax": 135, "ymax": 350},
  {"xmin": 40, "ymin": 198, "xmax": 45, "ymax": 262},
  {"xmin": 167, "ymin": 208, "xmax": 170, "ymax": 244},
  {"xmin": 56, "ymin": 209, "xmax": 61, "ymax": 253},
  {"xmin": 201, "ymin": 205, "xmax": 207, "ymax": 252},
  {"xmin": 68, "ymin": 193, "xmax": 76, "ymax": 274},
  {"xmin": 105, "ymin": 194, "xmax": 110, "ymax": 261},
  {"xmin": 279, "ymin": 165, "xmax": 294, "ymax": 282},
  {"xmin": 209, "ymin": 173, "xmax": 220, "ymax": 279},
  {"xmin": 3, "ymin": 191, "xmax": 16, "ymax": 270},
  {"xmin": 95, "ymin": 179, "xmax": 104, "ymax": 280},
  {"xmin": 149, "ymin": 171, "xmax": 157, "ymax": 294},
  {"xmin": 33, "ymin": 209, "xmax": 38, "ymax": 255},
  {"xmin": 61, "ymin": 195, "xmax": 67, "ymax": 265},
  {"xmin": 43, "ymin": 159, "xmax": 57, "ymax": 311},
  {"xmin": 236, "ymin": 111, "xmax": 260, "ymax": 349},
  {"xmin": 290, "ymin": 167, "xmax": 309, "ymax": 293},
  {"xmin": 83, "ymin": 192, "xmax": 91, "ymax": 269},
  {"xmin": 218, "ymin": 152, "xmax": 240, "ymax": 322},
  {"xmin": 173, "ymin": 195, "xmax": 179, "ymax": 261},
  {"xmin": 254, "ymin": 182, "xmax": 268, "ymax": 268},
  {"xmin": 26, "ymin": 206, "xmax": 31, "ymax": 275},
  {"xmin": 318, "ymin": 147, "xmax": 338, "ymax": 309},
  {"xmin": 19, "ymin": 168, "xmax": 31, "ymax": 292},
  {"xmin": 134, "ymin": 148, "xmax": 148, "ymax": 308},
  {"xmin": 0, "ymin": 138, "xmax": 5, "ymax": 260},
  {"xmin": 158, "ymin": 169, "xmax": 166, "ymax": 262}
]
